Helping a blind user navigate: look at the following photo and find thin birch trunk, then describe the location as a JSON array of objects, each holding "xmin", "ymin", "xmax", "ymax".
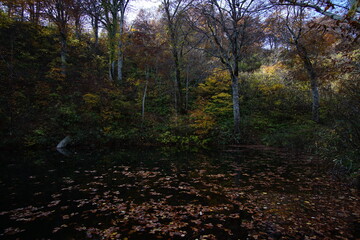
[
  {"xmin": 117, "ymin": 21, "xmax": 124, "ymax": 84},
  {"xmin": 231, "ymin": 74, "xmax": 241, "ymax": 136},
  {"xmin": 60, "ymin": 34, "xmax": 67, "ymax": 77},
  {"xmin": 117, "ymin": 2, "xmax": 128, "ymax": 84},
  {"xmin": 109, "ymin": 60, "xmax": 115, "ymax": 82},
  {"xmin": 174, "ymin": 74, "xmax": 178, "ymax": 112},
  {"xmin": 185, "ymin": 65, "xmax": 189, "ymax": 111},
  {"xmin": 142, "ymin": 68, "xmax": 149, "ymax": 123}
]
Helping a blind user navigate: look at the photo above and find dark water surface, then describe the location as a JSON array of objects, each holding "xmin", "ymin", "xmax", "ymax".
[{"xmin": 0, "ymin": 146, "xmax": 359, "ymax": 239}]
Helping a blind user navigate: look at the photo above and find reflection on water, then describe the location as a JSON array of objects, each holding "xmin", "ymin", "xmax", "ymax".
[{"xmin": 0, "ymin": 146, "xmax": 358, "ymax": 239}]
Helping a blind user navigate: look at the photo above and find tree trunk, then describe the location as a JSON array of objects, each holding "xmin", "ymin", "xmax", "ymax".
[
  {"xmin": 108, "ymin": 27, "xmax": 117, "ymax": 82},
  {"xmin": 231, "ymin": 73, "xmax": 241, "ymax": 137},
  {"xmin": 9, "ymin": 33, "xmax": 14, "ymax": 136},
  {"xmin": 117, "ymin": 3, "xmax": 127, "ymax": 85},
  {"xmin": 20, "ymin": 5, "xmax": 25, "ymax": 22},
  {"xmin": 35, "ymin": 2, "xmax": 41, "ymax": 25},
  {"xmin": 104, "ymin": 2, "xmax": 119, "ymax": 82},
  {"xmin": 28, "ymin": 1, "xmax": 41, "ymax": 25},
  {"xmin": 164, "ymin": 0, "xmax": 184, "ymax": 114},
  {"xmin": 117, "ymin": 22, "xmax": 124, "ymax": 84},
  {"xmin": 109, "ymin": 60, "xmax": 115, "ymax": 82},
  {"xmin": 29, "ymin": 3, "xmax": 35, "ymax": 23},
  {"xmin": 60, "ymin": 33, "xmax": 67, "ymax": 77},
  {"xmin": 174, "ymin": 75, "xmax": 178, "ymax": 111},
  {"xmin": 185, "ymin": 65, "xmax": 189, "ymax": 111},
  {"xmin": 117, "ymin": 49, "xmax": 123, "ymax": 84},
  {"xmin": 75, "ymin": 19, "xmax": 82, "ymax": 39},
  {"xmin": 297, "ymin": 44, "xmax": 320, "ymax": 122},
  {"xmin": 309, "ymin": 72, "xmax": 320, "ymax": 123},
  {"xmin": 93, "ymin": 17, "xmax": 99, "ymax": 48},
  {"xmin": 7, "ymin": 2, "xmax": 13, "ymax": 18},
  {"xmin": 303, "ymin": 55, "xmax": 320, "ymax": 123},
  {"xmin": 142, "ymin": 69, "xmax": 149, "ymax": 123},
  {"xmin": 173, "ymin": 47, "xmax": 184, "ymax": 113}
]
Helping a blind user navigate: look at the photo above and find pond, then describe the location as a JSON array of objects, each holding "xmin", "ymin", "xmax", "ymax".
[{"xmin": 0, "ymin": 146, "xmax": 359, "ymax": 239}]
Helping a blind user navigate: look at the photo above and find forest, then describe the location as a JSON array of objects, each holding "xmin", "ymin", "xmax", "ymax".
[
  {"xmin": 0, "ymin": 0, "xmax": 359, "ymax": 238},
  {"xmin": 1, "ymin": 0, "xmax": 359, "ymax": 174}
]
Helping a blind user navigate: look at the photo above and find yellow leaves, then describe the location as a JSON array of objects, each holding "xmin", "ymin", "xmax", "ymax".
[
  {"xmin": 209, "ymin": 92, "xmax": 232, "ymax": 113},
  {"xmin": 190, "ymin": 69, "xmax": 233, "ymax": 137},
  {"xmin": 24, "ymin": 137, "xmax": 37, "ymax": 147},
  {"xmin": 211, "ymin": 92, "xmax": 231, "ymax": 100},
  {"xmin": 69, "ymin": 38, "xmax": 80, "ymax": 46},
  {"xmin": 102, "ymin": 126, "xmax": 112, "ymax": 134},
  {"xmin": 101, "ymin": 109, "xmax": 121, "ymax": 121},
  {"xmin": 130, "ymin": 27, "xmax": 138, "ymax": 32},
  {"xmin": 261, "ymin": 62, "xmax": 286, "ymax": 75},
  {"xmin": 190, "ymin": 109, "xmax": 216, "ymax": 135},
  {"xmin": 101, "ymin": 88, "xmax": 121, "ymax": 98},
  {"xmin": 258, "ymin": 83, "xmax": 285, "ymax": 95},
  {"xmin": 126, "ymin": 77, "xmax": 139, "ymax": 86},
  {"xmin": 261, "ymin": 65, "xmax": 277, "ymax": 75},
  {"xmin": 197, "ymin": 69, "xmax": 231, "ymax": 95},
  {"xmin": 83, "ymin": 93, "xmax": 100, "ymax": 107},
  {"xmin": 274, "ymin": 100, "xmax": 282, "ymax": 106},
  {"xmin": 45, "ymin": 67, "xmax": 65, "ymax": 82}
]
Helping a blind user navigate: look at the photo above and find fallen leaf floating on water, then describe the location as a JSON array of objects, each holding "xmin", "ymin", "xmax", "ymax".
[{"xmin": 4, "ymin": 227, "xmax": 25, "ymax": 235}]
